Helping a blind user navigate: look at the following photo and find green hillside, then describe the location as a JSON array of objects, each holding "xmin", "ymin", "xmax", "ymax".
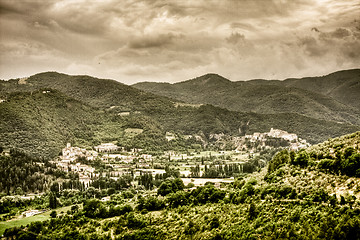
[
  {"xmin": 1, "ymin": 89, "xmax": 359, "ymax": 159},
  {"xmin": 0, "ymin": 72, "xmax": 173, "ymax": 113},
  {"xmin": 133, "ymin": 70, "xmax": 360, "ymax": 125},
  {"xmin": 2, "ymin": 132, "xmax": 360, "ymax": 239},
  {"xmin": 147, "ymin": 104, "xmax": 360, "ymax": 144},
  {"xmin": 283, "ymin": 69, "xmax": 360, "ymax": 109},
  {"xmin": 0, "ymin": 89, "xmax": 127, "ymax": 159},
  {"xmin": 1, "ymin": 71, "xmax": 359, "ymax": 159}
]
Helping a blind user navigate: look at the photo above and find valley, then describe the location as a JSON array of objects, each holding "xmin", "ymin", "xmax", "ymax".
[{"xmin": 0, "ymin": 70, "xmax": 359, "ymax": 239}]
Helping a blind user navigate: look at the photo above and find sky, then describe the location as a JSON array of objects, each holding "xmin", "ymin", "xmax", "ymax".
[{"xmin": 0, "ymin": 0, "xmax": 359, "ymax": 84}]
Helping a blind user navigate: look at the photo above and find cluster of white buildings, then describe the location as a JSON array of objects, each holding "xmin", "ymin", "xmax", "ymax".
[
  {"xmin": 53, "ymin": 143, "xmax": 98, "ymax": 179},
  {"xmin": 242, "ymin": 128, "xmax": 310, "ymax": 151},
  {"xmin": 268, "ymin": 128, "xmax": 298, "ymax": 142},
  {"xmin": 94, "ymin": 143, "xmax": 119, "ymax": 152},
  {"xmin": 245, "ymin": 128, "xmax": 298, "ymax": 142},
  {"xmin": 62, "ymin": 143, "xmax": 98, "ymax": 161},
  {"xmin": 54, "ymin": 143, "xmax": 153, "ymax": 181}
]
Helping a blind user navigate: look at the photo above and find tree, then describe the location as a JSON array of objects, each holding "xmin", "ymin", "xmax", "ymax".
[
  {"xmin": 210, "ymin": 216, "xmax": 220, "ymax": 229},
  {"xmin": 3, "ymin": 227, "xmax": 21, "ymax": 239},
  {"xmin": 190, "ymin": 165, "xmax": 200, "ymax": 178},
  {"xmin": 158, "ymin": 178, "xmax": 184, "ymax": 196},
  {"xmin": 49, "ymin": 192, "xmax": 57, "ymax": 209},
  {"xmin": 248, "ymin": 202, "xmax": 257, "ymax": 220},
  {"xmin": 342, "ymin": 153, "xmax": 360, "ymax": 177},
  {"xmin": 83, "ymin": 199, "xmax": 103, "ymax": 218},
  {"xmin": 267, "ymin": 150, "xmax": 290, "ymax": 175},
  {"xmin": 107, "ymin": 188, "xmax": 116, "ymax": 195},
  {"xmin": 126, "ymin": 212, "xmax": 145, "ymax": 229},
  {"xmin": 167, "ymin": 191, "xmax": 189, "ymax": 208},
  {"xmin": 172, "ymin": 178, "xmax": 185, "ymax": 191},
  {"xmin": 50, "ymin": 182, "xmax": 60, "ymax": 193},
  {"xmin": 184, "ymin": 220, "xmax": 199, "ymax": 236},
  {"xmin": 15, "ymin": 187, "xmax": 24, "ymax": 196},
  {"xmin": 139, "ymin": 173, "xmax": 153, "ymax": 190},
  {"xmin": 50, "ymin": 210, "xmax": 57, "ymax": 218},
  {"xmin": 293, "ymin": 150, "xmax": 309, "ymax": 167},
  {"xmin": 137, "ymin": 196, "xmax": 165, "ymax": 211},
  {"xmin": 329, "ymin": 194, "xmax": 337, "ymax": 207},
  {"xmin": 71, "ymin": 205, "xmax": 79, "ymax": 213},
  {"xmin": 158, "ymin": 181, "xmax": 173, "ymax": 196}
]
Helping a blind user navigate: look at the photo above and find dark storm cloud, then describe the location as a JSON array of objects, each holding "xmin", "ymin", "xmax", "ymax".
[
  {"xmin": 0, "ymin": 1, "xmax": 51, "ymax": 16},
  {"xmin": 0, "ymin": 0, "xmax": 359, "ymax": 83},
  {"xmin": 298, "ymin": 37, "xmax": 327, "ymax": 57},
  {"xmin": 331, "ymin": 28, "xmax": 351, "ymax": 38},
  {"xmin": 226, "ymin": 32, "xmax": 246, "ymax": 45},
  {"xmin": 129, "ymin": 33, "xmax": 181, "ymax": 49}
]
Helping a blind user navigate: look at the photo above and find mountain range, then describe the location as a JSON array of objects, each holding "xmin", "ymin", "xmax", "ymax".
[
  {"xmin": 1, "ymin": 70, "xmax": 359, "ymax": 158},
  {"xmin": 133, "ymin": 69, "xmax": 360, "ymax": 125}
]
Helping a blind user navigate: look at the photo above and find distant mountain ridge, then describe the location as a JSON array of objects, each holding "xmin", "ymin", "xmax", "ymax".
[
  {"xmin": 281, "ymin": 69, "xmax": 360, "ymax": 109},
  {"xmin": 0, "ymin": 72, "xmax": 173, "ymax": 112},
  {"xmin": 133, "ymin": 69, "xmax": 360, "ymax": 125}
]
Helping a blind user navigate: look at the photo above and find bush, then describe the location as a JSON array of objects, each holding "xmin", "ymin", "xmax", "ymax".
[
  {"xmin": 126, "ymin": 212, "xmax": 146, "ymax": 229},
  {"xmin": 50, "ymin": 210, "xmax": 57, "ymax": 218},
  {"xmin": 137, "ymin": 196, "xmax": 165, "ymax": 211},
  {"xmin": 191, "ymin": 185, "xmax": 226, "ymax": 205},
  {"xmin": 292, "ymin": 150, "xmax": 309, "ymax": 167},
  {"xmin": 167, "ymin": 191, "xmax": 189, "ymax": 208},
  {"xmin": 109, "ymin": 204, "xmax": 133, "ymax": 217},
  {"xmin": 83, "ymin": 199, "xmax": 106, "ymax": 218},
  {"xmin": 210, "ymin": 216, "xmax": 220, "ymax": 229},
  {"xmin": 157, "ymin": 178, "xmax": 184, "ymax": 196}
]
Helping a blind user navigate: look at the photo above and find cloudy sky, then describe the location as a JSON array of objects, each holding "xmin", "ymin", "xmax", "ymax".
[{"xmin": 0, "ymin": 0, "xmax": 359, "ymax": 84}]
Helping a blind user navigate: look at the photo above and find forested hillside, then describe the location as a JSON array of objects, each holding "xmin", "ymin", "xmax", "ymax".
[
  {"xmin": 1, "ymin": 88, "xmax": 358, "ymax": 159},
  {"xmin": 282, "ymin": 69, "xmax": 360, "ymax": 109},
  {"xmin": 0, "ymin": 72, "xmax": 173, "ymax": 112},
  {"xmin": 133, "ymin": 69, "xmax": 360, "ymax": 125},
  {"xmin": 0, "ymin": 149, "xmax": 66, "ymax": 194},
  {"xmin": 0, "ymin": 89, "xmax": 126, "ymax": 159}
]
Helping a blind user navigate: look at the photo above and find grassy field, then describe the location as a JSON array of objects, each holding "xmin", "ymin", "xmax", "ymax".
[
  {"xmin": 0, "ymin": 205, "xmax": 78, "ymax": 236},
  {"xmin": 0, "ymin": 214, "xmax": 49, "ymax": 236},
  {"xmin": 124, "ymin": 128, "xmax": 143, "ymax": 138}
]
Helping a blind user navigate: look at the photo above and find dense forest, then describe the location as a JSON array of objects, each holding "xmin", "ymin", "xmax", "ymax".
[{"xmin": 0, "ymin": 149, "xmax": 67, "ymax": 194}]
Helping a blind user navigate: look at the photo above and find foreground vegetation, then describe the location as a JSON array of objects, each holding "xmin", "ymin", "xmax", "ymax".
[{"xmin": 1, "ymin": 132, "xmax": 359, "ymax": 239}]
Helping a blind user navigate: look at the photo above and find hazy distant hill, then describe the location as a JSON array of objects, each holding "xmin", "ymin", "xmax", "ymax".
[
  {"xmin": 1, "ymin": 71, "xmax": 359, "ymax": 158},
  {"xmin": 133, "ymin": 70, "xmax": 360, "ymax": 125},
  {"xmin": 282, "ymin": 69, "xmax": 360, "ymax": 109}
]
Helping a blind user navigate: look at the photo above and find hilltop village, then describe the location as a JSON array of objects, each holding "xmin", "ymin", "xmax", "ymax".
[{"xmin": 240, "ymin": 128, "xmax": 309, "ymax": 151}]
